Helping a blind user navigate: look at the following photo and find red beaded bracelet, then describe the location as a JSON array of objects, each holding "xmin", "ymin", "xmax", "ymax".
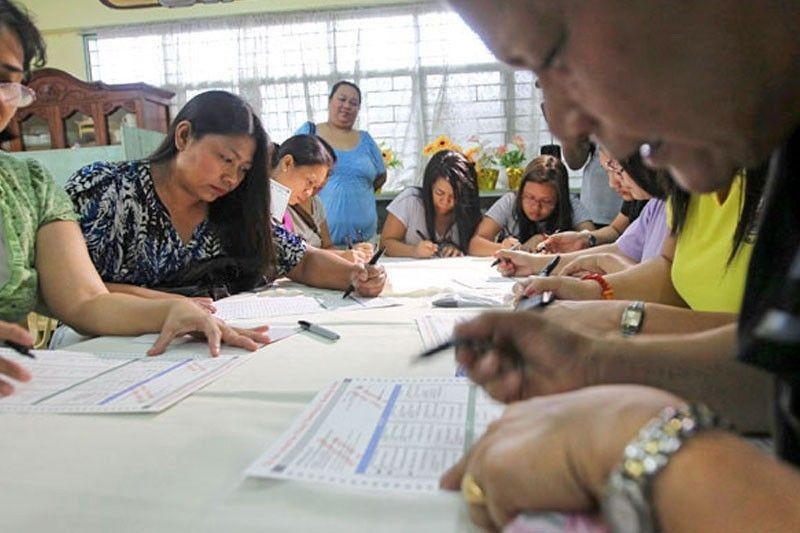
[{"xmin": 581, "ymin": 273, "xmax": 614, "ymax": 300}]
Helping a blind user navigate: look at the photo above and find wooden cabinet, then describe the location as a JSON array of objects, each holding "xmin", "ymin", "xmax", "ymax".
[{"xmin": 5, "ymin": 68, "xmax": 174, "ymax": 152}]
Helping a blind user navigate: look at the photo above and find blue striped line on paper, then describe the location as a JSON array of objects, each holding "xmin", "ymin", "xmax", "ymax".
[
  {"xmin": 99, "ymin": 359, "xmax": 192, "ymax": 405},
  {"xmin": 355, "ymin": 384, "xmax": 402, "ymax": 474}
]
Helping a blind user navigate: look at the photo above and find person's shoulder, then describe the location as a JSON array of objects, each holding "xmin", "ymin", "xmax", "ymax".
[
  {"xmin": 295, "ymin": 121, "xmax": 317, "ymax": 135},
  {"xmin": 393, "ymin": 187, "xmax": 422, "ymax": 203},
  {"xmin": 65, "ymin": 160, "xmax": 147, "ymax": 195}
]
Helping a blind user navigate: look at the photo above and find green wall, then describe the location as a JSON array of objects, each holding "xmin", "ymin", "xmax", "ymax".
[{"xmin": 20, "ymin": 0, "xmax": 412, "ymax": 79}]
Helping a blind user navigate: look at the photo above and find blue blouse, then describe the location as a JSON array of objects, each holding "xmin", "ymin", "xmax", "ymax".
[
  {"xmin": 295, "ymin": 122, "xmax": 385, "ymax": 245},
  {"xmin": 65, "ymin": 160, "xmax": 306, "ymax": 287}
]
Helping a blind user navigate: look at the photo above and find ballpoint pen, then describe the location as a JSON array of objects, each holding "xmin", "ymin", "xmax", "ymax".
[
  {"xmin": 416, "ymin": 290, "xmax": 554, "ymax": 359},
  {"xmin": 3, "ymin": 340, "xmax": 35, "ymax": 359},
  {"xmin": 490, "ymin": 242, "xmax": 521, "ymax": 267},
  {"xmin": 298, "ymin": 320, "xmax": 340, "ymax": 341},
  {"xmin": 342, "ymin": 247, "xmax": 386, "ymax": 299},
  {"xmin": 537, "ymin": 255, "xmax": 561, "ymax": 277}
]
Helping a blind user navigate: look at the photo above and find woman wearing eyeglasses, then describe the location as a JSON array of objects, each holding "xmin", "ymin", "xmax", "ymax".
[
  {"xmin": 534, "ymin": 148, "xmax": 648, "ymax": 254},
  {"xmin": 0, "ymin": 1, "xmax": 272, "ymax": 396},
  {"xmin": 468, "ymin": 155, "xmax": 594, "ymax": 256}
]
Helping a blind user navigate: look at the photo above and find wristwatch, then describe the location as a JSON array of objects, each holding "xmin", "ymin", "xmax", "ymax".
[
  {"xmin": 602, "ymin": 403, "xmax": 721, "ymax": 533},
  {"xmin": 581, "ymin": 229, "xmax": 597, "ymax": 247},
  {"xmin": 620, "ymin": 301, "xmax": 646, "ymax": 336}
]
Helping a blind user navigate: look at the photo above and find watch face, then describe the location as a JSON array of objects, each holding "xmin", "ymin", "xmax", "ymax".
[{"xmin": 622, "ymin": 308, "xmax": 641, "ymax": 324}]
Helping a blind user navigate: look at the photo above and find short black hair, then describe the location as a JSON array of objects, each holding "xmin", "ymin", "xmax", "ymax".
[
  {"xmin": 328, "ymin": 80, "xmax": 361, "ymax": 106},
  {"xmin": 0, "ymin": 0, "xmax": 46, "ymax": 73}
]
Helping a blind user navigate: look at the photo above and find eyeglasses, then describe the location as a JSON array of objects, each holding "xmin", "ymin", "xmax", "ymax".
[
  {"xmin": 0, "ymin": 83, "xmax": 36, "ymax": 108},
  {"xmin": 521, "ymin": 195, "xmax": 556, "ymax": 209}
]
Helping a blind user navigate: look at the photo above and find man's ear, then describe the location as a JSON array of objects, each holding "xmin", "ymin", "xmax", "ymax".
[{"xmin": 174, "ymin": 120, "xmax": 193, "ymax": 151}]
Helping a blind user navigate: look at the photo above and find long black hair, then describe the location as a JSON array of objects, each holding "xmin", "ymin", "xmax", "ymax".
[
  {"xmin": 669, "ymin": 163, "xmax": 768, "ymax": 265},
  {"xmin": 618, "ymin": 151, "xmax": 670, "ymax": 200},
  {"xmin": 148, "ymin": 90, "xmax": 273, "ymax": 274},
  {"xmin": 514, "ymin": 155, "xmax": 573, "ymax": 240},
  {"xmin": 419, "ymin": 150, "xmax": 481, "ymax": 252}
]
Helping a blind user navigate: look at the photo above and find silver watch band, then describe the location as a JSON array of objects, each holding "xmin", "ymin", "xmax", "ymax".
[{"xmin": 602, "ymin": 403, "xmax": 721, "ymax": 532}]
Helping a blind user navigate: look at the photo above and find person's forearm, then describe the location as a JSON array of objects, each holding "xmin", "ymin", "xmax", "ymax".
[
  {"xmin": 288, "ymin": 247, "xmax": 356, "ymax": 289},
  {"xmin": 603, "ymin": 256, "xmax": 686, "ymax": 306},
  {"xmin": 591, "ymin": 225, "xmax": 621, "ymax": 246},
  {"xmin": 596, "ymin": 252, "xmax": 637, "ymax": 274},
  {"xmin": 653, "ymin": 430, "xmax": 800, "ymax": 532},
  {"xmin": 521, "ymin": 233, "xmax": 547, "ymax": 251},
  {"xmin": 550, "ymin": 301, "xmax": 738, "ymax": 335},
  {"xmin": 591, "ymin": 324, "xmax": 771, "ymax": 431},
  {"xmin": 468, "ymin": 235, "xmax": 502, "ymax": 256},
  {"xmin": 382, "ymin": 237, "xmax": 419, "ymax": 258},
  {"xmin": 106, "ymin": 282, "xmax": 183, "ymax": 301},
  {"xmin": 65, "ymin": 293, "xmax": 174, "ymax": 337}
]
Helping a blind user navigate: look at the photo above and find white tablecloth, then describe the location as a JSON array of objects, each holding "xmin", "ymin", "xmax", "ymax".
[{"xmin": 0, "ymin": 257, "xmax": 510, "ymax": 532}]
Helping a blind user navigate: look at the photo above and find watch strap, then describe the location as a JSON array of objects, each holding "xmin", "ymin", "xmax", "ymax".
[{"xmin": 603, "ymin": 403, "xmax": 722, "ymax": 532}]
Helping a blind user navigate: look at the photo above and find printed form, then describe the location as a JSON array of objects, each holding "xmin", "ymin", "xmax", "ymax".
[
  {"xmin": 247, "ymin": 377, "xmax": 505, "ymax": 492},
  {"xmin": 0, "ymin": 348, "xmax": 247, "ymax": 413}
]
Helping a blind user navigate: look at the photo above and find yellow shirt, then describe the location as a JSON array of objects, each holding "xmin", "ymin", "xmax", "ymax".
[{"xmin": 669, "ymin": 173, "xmax": 754, "ymax": 313}]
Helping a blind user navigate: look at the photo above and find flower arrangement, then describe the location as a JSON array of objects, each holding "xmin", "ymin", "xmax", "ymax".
[
  {"xmin": 463, "ymin": 135, "xmax": 498, "ymax": 172},
  {"xmin": 379, "ymin": 142, "xmax": 403, "ymax": 169},
  {"xmin": 496, "ymin": 135, "xmax": 527, "ymax": 168},
  {"xmin": 422, "ymin": 134, "xmax": 462, "ymax": 157}
]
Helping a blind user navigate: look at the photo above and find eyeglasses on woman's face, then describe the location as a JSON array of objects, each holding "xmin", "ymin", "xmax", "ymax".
[
  {"xmin": 0, "ymin": 82, "xmax": 35, "ymax": 108},
  {"xmin": 521, "ymin": 194, "xmax": 556, "ymax": 209}
]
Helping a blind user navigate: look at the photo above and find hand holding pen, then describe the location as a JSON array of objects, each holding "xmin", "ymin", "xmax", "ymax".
[
  {"xmin": 414, "ymin": 230, "xmax": 439, "ymax": 259},
  {"xmin": 0, "ymin": 321, "xmax": 35, "ymax": 397},
  {"xmin": 343, "ymin": 247, "xmax": 386, "ymax": 299},
  {"xmin": 420, "ymin": 297, "xmax": 592, "ymax": 403}
]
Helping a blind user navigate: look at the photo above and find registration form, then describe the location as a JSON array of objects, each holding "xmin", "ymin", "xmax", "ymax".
[
  {"xmin": 246, "ymin": 377, "xmax": 505, "ymax": 492},
  {"xmin": 0, "ymin": 348, "xmax": 247, "ymax": 413}
]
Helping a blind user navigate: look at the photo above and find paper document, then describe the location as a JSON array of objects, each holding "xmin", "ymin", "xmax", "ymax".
[
  {"xmin": 247, "ymin": 377, "xmax": 504, "ymax": 492},
  {"xmin": 416, "ymin": 313, "xmax": 479, "ymax": 351},
  {"xmin": 453, "ymin": 274, "xmax": 517, "ymax": 290},
  {"xmin": 213, "ymin": 295, "xmax": 324, "ymax": 320},
  {"xmin": 316, "ymin": 293, "xmax": 399, "ymax": 312},
  {"xmin": 0, "ymin": 348, "xmax": 247, "ymax": 413}
]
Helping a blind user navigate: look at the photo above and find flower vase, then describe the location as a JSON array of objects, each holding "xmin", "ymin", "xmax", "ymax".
[
  {"xmin": 477, "ymin": 167, "xmax": 499, "ymax": 191},
  {"xmin": 506, "ymin": 166, "xmax": 523, "ymax": 191}
]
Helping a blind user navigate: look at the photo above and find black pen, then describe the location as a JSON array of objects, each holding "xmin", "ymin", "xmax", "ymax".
[
  {"xmin": 4, "ymin": 340, "xmax": 35, "ymax": 359},
  {"xmin": 537, "ymin": 255, "xmax": 561, "ymax": 276},
  {"xmin": 490, "ymin": 242, "xmax": 522, "ymax": 268},
  {"xmin": 343, "ymin": 247, "xmax": 385, "ymax": 299},
  {"xmin": 416, "ymin": 290, "xmax": 554, "ymax": 359},
  {"xmin": 298, "ymin": 320, "xmax": 340, "ymax": 341}
]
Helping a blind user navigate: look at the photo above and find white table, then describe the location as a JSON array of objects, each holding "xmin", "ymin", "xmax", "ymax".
[{"xmin": 0, "ymin": 257, "xmax": 513, "ymax": 532}]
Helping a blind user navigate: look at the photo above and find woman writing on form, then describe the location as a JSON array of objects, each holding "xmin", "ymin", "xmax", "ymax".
[{"xmin": 0, "ymin": 1, "xmax": 267, "ymax": 397}]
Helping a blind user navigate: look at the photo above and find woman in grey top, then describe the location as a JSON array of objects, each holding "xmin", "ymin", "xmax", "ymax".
[
  {"xmin": 381, "ymin": 150, "xmax": 481, "ymax": 258},
  {"xmin": 469, "ymin": 155, "xmax": 594, "ymax": 255}
]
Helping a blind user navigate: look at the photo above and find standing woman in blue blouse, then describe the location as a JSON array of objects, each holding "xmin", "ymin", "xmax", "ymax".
[
  {"xmin": 296, "ymin": 81, "xmax": 386, "ymax": 246},
  {"xmin": 67, "ymin": 91, "xmax": 386, "ymax": 305}
]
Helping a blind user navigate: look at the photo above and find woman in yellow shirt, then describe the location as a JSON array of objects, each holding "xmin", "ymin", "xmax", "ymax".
[{"xmin": 517, "ymin": 166, "xmax": 766, "ymax": 334}]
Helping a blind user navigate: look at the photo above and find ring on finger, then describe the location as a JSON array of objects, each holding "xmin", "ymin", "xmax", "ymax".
[{"xmin": 461, "ymin": 472, "xmax": 486, "ymax": 505}]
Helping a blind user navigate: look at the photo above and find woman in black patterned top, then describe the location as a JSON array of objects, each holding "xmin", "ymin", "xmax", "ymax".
[{"xmin": 67, "ymin": 91, "xmax": 386, "ymax": 303}]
